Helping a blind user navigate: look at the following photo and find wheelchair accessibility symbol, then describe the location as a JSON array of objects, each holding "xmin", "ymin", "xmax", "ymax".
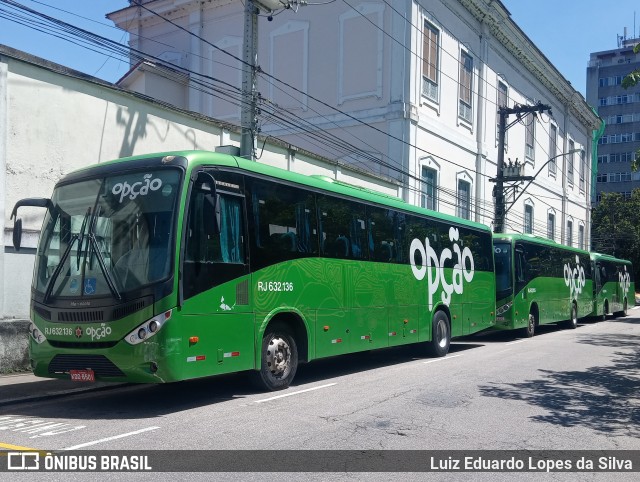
[{"xmin": 84, "ymin": 278, "xmax": 97, "ymax": 295}]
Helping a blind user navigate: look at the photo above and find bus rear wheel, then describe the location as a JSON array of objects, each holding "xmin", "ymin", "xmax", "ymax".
[
  {"xmin": 426, "ymin": 311, "xmax": 450, "ymax": 357},
  {"xmin": 252, "ymin": 323, "xmax": 298, "ymax": 391}
]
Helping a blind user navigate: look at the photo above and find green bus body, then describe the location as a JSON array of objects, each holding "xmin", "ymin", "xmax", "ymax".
[
  {"xmin": 493, "ymin": 234, "xmax": 594, "ymax": 337},
  {"xmin": 21, "ymin": 151, "xmax": 496, "ymax": 389},
  {"xmin": 590, "ymin": 253, "xmax": 635, "ymax": 319}
]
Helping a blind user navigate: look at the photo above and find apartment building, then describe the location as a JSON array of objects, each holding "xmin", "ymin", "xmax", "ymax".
[{"xmin": 586, "ymin": 32, "xmax": 640, "ymax": 202}]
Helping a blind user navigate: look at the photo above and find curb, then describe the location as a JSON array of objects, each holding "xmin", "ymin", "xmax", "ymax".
[{"xmin": 0, "ymin": 378, "xmax": 128, "ymax": 407}]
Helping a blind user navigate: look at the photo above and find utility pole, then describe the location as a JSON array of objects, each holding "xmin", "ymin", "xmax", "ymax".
[
  {"xmin": 492, "ymin": 102, "xmax": 552, "ymax": 233},
  {"xmin": 240, "ymin": 0, "xmax": 259, "ymax": 160},
  {"xmin": 239, "ymin": 1, "xmax": 302, "ymax": 160}
]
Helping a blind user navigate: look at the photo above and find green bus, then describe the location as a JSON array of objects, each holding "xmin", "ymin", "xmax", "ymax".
[
  {"xmin": 591, "ymin": 253, "xmax": 634, "ymax": 320},
  {"xmin": 12, "ymin": 150, "xmax": 495, "ymax": 390},
  {"xmin": 493, "ymin": 233, "xmax": 593, "ymax": 337}
]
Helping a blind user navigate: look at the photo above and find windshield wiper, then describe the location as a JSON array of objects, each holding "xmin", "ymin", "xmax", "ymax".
[
  {"xmin": 43, "ymin": 234, "xmax": 79, "ymax": 303},
  {"xmin": 87, "ymin": 232, "xmax": 121, "ymax": 301},
  {"xmin": 76, "ymin": 207, "xmax": 91, "ymax": 271},
  {"xmin": 85, "ymin": 205, "xmax": 121, "ymax": 300}
]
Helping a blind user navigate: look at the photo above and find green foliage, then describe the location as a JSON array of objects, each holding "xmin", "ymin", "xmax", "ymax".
[
  {"xmin": 591, "ymin": 190, "xmax": 640, "ymax": 282},
  {"xmin": 622, "ymin": 44, "xmax": 640, "ymax": 172},
  {"xmin": 622, "ymin": 71, "xmax": 640, "ymax": 89}
]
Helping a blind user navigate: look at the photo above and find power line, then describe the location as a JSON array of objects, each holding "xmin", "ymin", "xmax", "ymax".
[{"xmin": 1, "ymin": 0, "xmax": 589, "ymax": 236}]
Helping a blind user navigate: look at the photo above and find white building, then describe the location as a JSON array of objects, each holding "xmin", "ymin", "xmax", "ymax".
[{"xmin": 109, "ymin": 0, "xmax": 600, "ymax": 245}]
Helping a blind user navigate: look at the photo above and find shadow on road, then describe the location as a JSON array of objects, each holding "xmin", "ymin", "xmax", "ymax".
[
  {"xmin": 1, "ymin": 342, "xmax": 485, "ymax": 420},
  {"xmin": 478, "ymin": 332, "xmax": 640, "ymax": 437}
]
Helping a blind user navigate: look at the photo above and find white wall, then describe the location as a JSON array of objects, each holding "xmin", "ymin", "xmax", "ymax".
[{"xmin": 0, "ymin": 48, "xmax": 398, "ymax": 319}]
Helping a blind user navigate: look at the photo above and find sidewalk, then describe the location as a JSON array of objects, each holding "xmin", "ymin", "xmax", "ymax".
[{"xmin": 0, "ymin": 372, "xmax": 125, "ymax": 407}]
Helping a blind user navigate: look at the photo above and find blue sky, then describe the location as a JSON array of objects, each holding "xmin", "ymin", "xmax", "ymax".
[
  {"xmin": 503, "ymin": 0, "xmax": 639, "ymax": 95},
  {"xmin": 0, "ymin": 0, "xmax": 639, "ymax": 95},
  {"xmin": 0, "ymin": 1, "xmax": 130, "ymax": 82}
]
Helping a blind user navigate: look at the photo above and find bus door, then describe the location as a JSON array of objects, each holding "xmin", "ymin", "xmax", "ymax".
[
  {"xmin": 594, "ymin": 262, "xmax": 602, "ymax": 311},
  {"xmin": 514, "ymin": 244, "xmax": 529, "ymax": 325},
  {"xmin": 179, "ymin": 170, "xmax": 254, "ymax": 378}
]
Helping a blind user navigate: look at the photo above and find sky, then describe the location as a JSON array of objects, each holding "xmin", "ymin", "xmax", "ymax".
[
  {"xmin": 502, "ymin": 0, "xmax": 639, "ymax": 96},
  {"xmin": 0, "ymin": 0, "xmax": 639, "ymax": 95},
  {"xmin": 0, "ymin": 0, "xmax": 131, "ymax": 82}
]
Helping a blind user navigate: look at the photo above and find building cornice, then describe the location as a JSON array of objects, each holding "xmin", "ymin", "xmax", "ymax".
[
  {"xmin": 108, "ymin": 0, "xmax": 236, "ymax": 29},
  {"xmin": 460, "ymin": 0, "xmax": 601, "ymax": 131}
]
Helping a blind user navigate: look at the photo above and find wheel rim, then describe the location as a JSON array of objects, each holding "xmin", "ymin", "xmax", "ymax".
[
  {"xmin": 572, "ymin": 305, "xmax": 577, "ymax": 326},
  {"xmin": 265, "ymin": 335, "xmax": 292, "ymax": 379},
  {"xmin": 435, "ymin": 318, "xmax": 448, "ymax": 348}
]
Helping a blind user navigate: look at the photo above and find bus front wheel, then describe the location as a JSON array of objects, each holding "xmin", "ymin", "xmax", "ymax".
[
  {"xmin": 252, "ymin": 323, "xmax": 298, "ymax": 391},
  {"xmin": 601, "ymin": 301, "xmax": 609, "ymax": 321},
  {"xmin": 563, "ymin": 303, "xmax": 578, "ymax": 330},
  {"xmin": 523, "ymin": 313, "xmax": 535, "ymax": 338},
  {"xmin": 426, "ymin": 311, "xmax": 450, "ymax": 357},
  {"xmin": 615, "ymin": 299, "xmax": 628, "ymax": 318}
]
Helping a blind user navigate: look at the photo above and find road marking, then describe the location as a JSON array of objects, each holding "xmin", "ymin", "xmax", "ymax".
[
  {"xmin": 506, "ymin": 340, "xmax": 526, "ymax": 345},
  {"xmin": 0, "ymin": 416, "xmax": 86, "ymax": 439},
  {"xmin": 0, "ymin": 442, "xmax": 43, "ymax": 452},
  {"xmin": 62, "ymin": 426, "xmax": 160, "ymax": 450},
  {"xmin": 423, "ymin": 354, "xmax": 462, "ymax": 364},
  {"xmin": 254, "ymin": 383, "xmax": 336, "ymax": 404}
]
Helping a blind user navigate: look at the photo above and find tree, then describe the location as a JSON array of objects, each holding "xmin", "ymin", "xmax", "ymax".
[
  {"xmin": 621, "ymin": 44, "xmax": 640, "ymax": 89},
  {"xmin": 622, "ymin": 43, "xmax": 640, "ymax": 171},
  {"xmin": 591, "ymin": 190, "xmax": 640, "ymax": 282}
]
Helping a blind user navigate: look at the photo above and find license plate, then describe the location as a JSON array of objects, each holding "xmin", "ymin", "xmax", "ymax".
[{"xmin": 69, "ymin": 369, "xmax": 95, "ymax": 382}]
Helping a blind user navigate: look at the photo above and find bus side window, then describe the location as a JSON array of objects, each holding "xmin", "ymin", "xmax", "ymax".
[
  {"xmin": 318, "ymin": 195, "xmax": 366, "ymax": 260},
  {"xmin": 367, "ymin": 206, "xmax": 394, "ymax": 262},
  {"xmin": 249, "ymin": 178, "xmax": 318, "ymax": 270}
]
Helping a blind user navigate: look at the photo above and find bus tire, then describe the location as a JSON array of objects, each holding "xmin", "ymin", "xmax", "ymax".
[
  {"xmin": 426, "ymin": 311, "xmax": 450, "ymax": 357},
  {"xmin": 522, "ymin": 312, "xmax": 535, "ymax": 338},
  {"xmin": 615, "ymin": 298, "xmax": 628, "ymax": 318},
  {"xmin": 252, "ymin": 323, "xmax": 298, "ymax": 391},
  {"xmin": 601, "ymin": 301, "xmax": 609, "ymax": 321},
  {"xmin": 564, "ymin": 303, "xmax": 578, "ymax": 330}
]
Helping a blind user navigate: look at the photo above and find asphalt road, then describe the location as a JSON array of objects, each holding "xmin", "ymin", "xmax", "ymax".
[{"xmin": 1, "ymin": 310, "xmax": 639, "ymax": 479}]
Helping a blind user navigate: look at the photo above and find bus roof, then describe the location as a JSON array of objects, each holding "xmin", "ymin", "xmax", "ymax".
[
  {"xmin": 58, "ymin": 150, "xmax": 492, "ymax": 234},
  {"xmin": 590, "ymin": 252, "xmax": 633, "ymax": 265},
  {"xmin": 492, "ymin": 232, "xmax": 590, "ymax": 256}
]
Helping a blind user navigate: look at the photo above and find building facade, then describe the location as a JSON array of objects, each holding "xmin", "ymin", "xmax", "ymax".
[
  {"xmin": 108, "ymin": 0, "xmax": 599, "ymax": 247},
  {"xmin": 587, "ymin": 34, "xmax": 640, "ymax": 202}
]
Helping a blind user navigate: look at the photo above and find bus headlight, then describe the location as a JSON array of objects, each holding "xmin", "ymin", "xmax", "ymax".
[
  {"xmin": 28, "ymin": 322, "xmax": 46, "ymax": 344},
  {"xmin": 496, "ymin": 302, "xmax": 512, "ymax": 316},
  {"xmin": 125, "ymin": 310, "xmax": 172, "ymax": 345}
]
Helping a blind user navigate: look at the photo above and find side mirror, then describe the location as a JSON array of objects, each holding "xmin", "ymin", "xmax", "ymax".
[
  {"xmin": 10, "ymin": 197, "xmax": 53, "ymax": 252},
  {"xmin": 13, "ymin": 218, "xmax": 22, "ymax": 251}
]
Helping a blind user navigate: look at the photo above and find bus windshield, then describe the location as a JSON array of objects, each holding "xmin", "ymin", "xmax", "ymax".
[
  {"xmin": 34, "ymin": 168, "xmax": 182, "ymax": 298},
  {"xmin": 494, "ymin": 242, "xmax": 512, "ymax": 300}
]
